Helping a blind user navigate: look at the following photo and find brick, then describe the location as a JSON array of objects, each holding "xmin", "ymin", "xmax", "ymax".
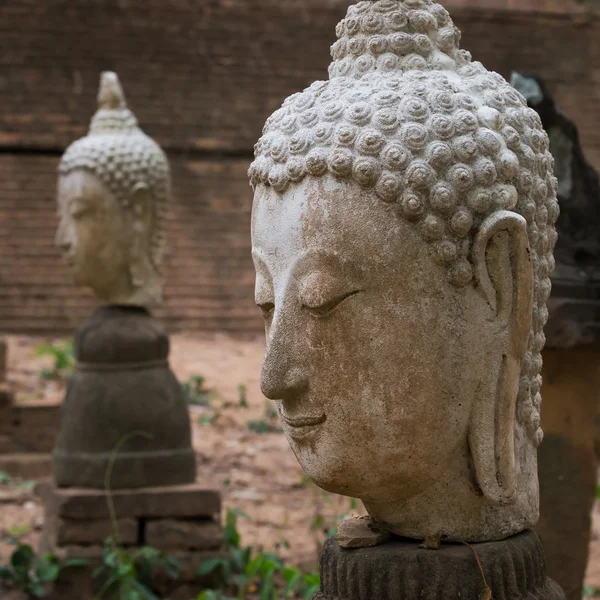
[
  {"xmin": 0, "ymin": 453, "xmax": 52, "ymax": 479},
  {"xmin": 146, "ymin": 519, "xmax": 223, "ymax": 551},
  {"xmin": 9, "ymin": 403, "xmax": 60, "ymax": 453},
  {"xmin": 46, "ymin": 517, "xmax": 139, "ymax": 547},
  {"xmin": 0, "ymin": 337, "xmax": 7, "ymax": 383},
  {"xmin": 42, "ymin": 482, "xmax": 221, "ymax": 521},
  {"xmin": 0, "ymin": 383, "xmax": 13, "ymax": 410}
]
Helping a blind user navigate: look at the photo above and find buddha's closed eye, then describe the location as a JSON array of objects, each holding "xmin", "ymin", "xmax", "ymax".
[
  {"xmin": 257, "ymin": 290, "xmax": 361, "ymax": 321},
  {"xmin": 302, "ymin": 289, "xmax": 361, "ymax": 318}
]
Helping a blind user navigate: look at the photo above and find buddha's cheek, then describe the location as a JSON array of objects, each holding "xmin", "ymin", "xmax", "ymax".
[{"xmin": 289, "ymin": 294, "xmax": 472, "ymax": 498}]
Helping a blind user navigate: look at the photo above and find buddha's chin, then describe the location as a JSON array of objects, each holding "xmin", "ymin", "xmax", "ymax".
[{"xmin": 289, "ymin": 444, "xmax": 367, "ymax": 499}]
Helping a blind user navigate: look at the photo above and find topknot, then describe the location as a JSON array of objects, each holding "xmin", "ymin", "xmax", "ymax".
[
  {"xmin": 59, "ymin": 72, "xmax": 170, "ymax": 271},
  {"xmin": 249, "ymin": 0, "xmax": 559, "ymax": 447}
]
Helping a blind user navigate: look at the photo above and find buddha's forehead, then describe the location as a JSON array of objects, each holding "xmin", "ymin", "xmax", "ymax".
[
  {"xmin": 58, "ymin": 170, "xmax": 115, "ymax": 207},
  {"xmin": 252, "ymin": 175, "xmax": 421, "ymax": 279}
]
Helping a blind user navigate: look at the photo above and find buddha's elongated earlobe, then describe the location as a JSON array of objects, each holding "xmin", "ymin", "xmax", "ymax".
[
  {"xmin": 469, "ymin": 211, "xmax": 534, "ymax": 506},
  {"xmin": 128, "ymin": 183, "xmax": 153, "ymax": 289}
]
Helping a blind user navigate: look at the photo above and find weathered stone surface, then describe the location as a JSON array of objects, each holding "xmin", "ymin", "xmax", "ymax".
[
  {"xmin": 146, "ymin": 519, "xmax": 223, "ymax": 551},
  {"xmin": 0, "ymin": 454, "xmax": 52, "ymax": 480},
  {"xmin": 336, "ymin": 516, "xmax": 391, "ymax": 549},
  {"xmin": 0, "ymin": 337, "xmax": 7, "ymax": 383},
  {"xmin": 536, "ymin": 348, "xmax": 600, "ymax": 600},
  {"xmin": 9, "ymin": 403, "xmax": 60, "ymax": 453},
  {"xmin": 53, "ymin": 306, "xmax": 195, "ymax": 489},
  {"xmin": 314, "ymin": 531, "xmax": 564, "ymax": 600},
  {"xmin": 56, "ymin": 72, "xmax": 169, "ymax": 308},
  {"xmin": 40, "ymin": 482, "xmax": 220, "ymax": 521},
  {"xmin": 250, "ymin": 0, "xmax": 557, "ymax": 544},
  {"xmin": 48, "ymin": 517, "xmax": 138, "ymax": 546},
  {"xmin": 0, "ymin": 383, "xmax": 12, "ymax": 410}
]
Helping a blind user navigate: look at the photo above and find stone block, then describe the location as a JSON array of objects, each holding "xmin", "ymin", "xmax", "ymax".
[
  {"xmin": 9, "ymin": 403, "xmax": 60, "ymax": 453},
  {"xmin": 0, "ymin": 434, "xmax": 14, "ymax": 453},
  {"xmin": 145, "ymin": 518, "xmax": 223, "ymax": 551},
  {"xmin": 0, "ymin": 453, "xmax": 52, "ymax": 480},
  {"xmin": 42, "ymin": 482, "xmax": 221, "ymax": 521},
  {"xmin": 0, "ymin": 383, "xmax": 12, "ymax": 408},
  {"xmin": 0, "ymin": 337, "xmax": 7, "ymax": 383},
  {"xmin": 45, "ymin": 517, "xmax": 138, "ymax": 547}
]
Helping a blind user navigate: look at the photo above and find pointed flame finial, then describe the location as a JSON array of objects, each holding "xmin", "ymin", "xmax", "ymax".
[{"xmin": 97, "ymin": 71, "xmax": 127, "ymax": 110}]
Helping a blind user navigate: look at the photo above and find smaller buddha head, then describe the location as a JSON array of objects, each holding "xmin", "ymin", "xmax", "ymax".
[{"xmin": 56, "ymin": 72, "xmax": 170, "ymax": 307}]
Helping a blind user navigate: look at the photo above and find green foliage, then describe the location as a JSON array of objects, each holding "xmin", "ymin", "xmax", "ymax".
[
  {"xmin": 199, "ymin": 413, "xmax": 221, "ymax": 427},
  {"xmin": 0, "ymin": 536, "xmax": 86, "ymax": 598},
  {"xmin": 182, "ymin": 375, "xmax": 214, "ymax": 406},
  {"xmin": 92, "ymin": 539, "xmax": 180, "ymax": 600},
  {"xmin": 248, "ymin": 399, "xmax": 281, "ymax": 435},
  {"xmin": 35, "ymin": 340, "xmax": 75, "ymax": 381},
  {"xmin": 196, "ymin": 508, "xmax": 320, "ymax": 600},
  {"xmin": 91, "ymin": 430, "xmax": 180, "ymax": 599},
  {"xmin": 583, "ymin": 584, "xmax": 600, "ymax": 598},
  {"xmin": 0, "ymin": 471, "xmax": 12, "ymax": 484},
  {"xmin": 237, "ymin": 384, "xmax": 249, "ymax": 409}
]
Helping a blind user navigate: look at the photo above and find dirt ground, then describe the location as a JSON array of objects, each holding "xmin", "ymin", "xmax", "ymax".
[{"xmin": 1, "ymin": 332, "xmax": 600, "ymax": 596}]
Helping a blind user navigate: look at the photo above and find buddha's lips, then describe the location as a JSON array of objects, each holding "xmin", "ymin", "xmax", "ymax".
[{"xmin": 280, "ymin": 413, "xmax": 327, "ymax": 428}]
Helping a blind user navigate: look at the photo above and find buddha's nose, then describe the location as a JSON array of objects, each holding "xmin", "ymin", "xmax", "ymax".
[
  {"xmin": 55, "ymin": 219, "xmax": 71, "ymax": 252},
  {"xmin": 261, "ymin": 325, "xmax": 308, "ymax": 401}
]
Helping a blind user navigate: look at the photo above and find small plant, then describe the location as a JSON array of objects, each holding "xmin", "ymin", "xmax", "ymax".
[
  {"xmin": 199, "ymin": 412, "xmax": 221, "ymax": 427},
  {"xmin": 247, "ymin": 399, "xmax": 281, "ymax": 434},
  {"xmin": 0, "ymin": 535, "xmax": 85, "ymax": 598},
  {"xmin": 237, "ymin": 384, "xmax": 249, "ymax": 409},
  {"xmin": 35, "ymin": 340, "xmax": 75, "ymax": 381},
  {"xmin": 584, "ymin": 585, "xmax": 600, "ymax": 598},
  {"xmin": 93, "ymin": 539, "xmax": 180, "ymax": 600},
  {"xmin": 196, "ymin": 508, "xmax": 320, "ymax": 600},
  {"xmin": 91, "ymin": 431, "xmax": 180, "ymax": 599},
  {"xmin": 182, "ymin": 375, "xmax": 214, "ymax": 406}
]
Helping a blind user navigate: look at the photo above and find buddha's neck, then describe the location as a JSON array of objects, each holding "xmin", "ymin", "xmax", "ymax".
[{"xmin": 93, "ymin": 268, "xmax": 162, "ymax": 308}]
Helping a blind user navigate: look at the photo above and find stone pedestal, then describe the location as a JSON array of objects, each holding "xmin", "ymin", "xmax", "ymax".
[
  {"xmin": 38, "ymin": 481, "xmax": 224, "ymax": 599},
  {"xmin": 53, "ymin": 305, "xmax": 195, "ymax": 489},
  {"xmin": 314, "ymin": 531, "xmax": 564, "ymax": 600}
]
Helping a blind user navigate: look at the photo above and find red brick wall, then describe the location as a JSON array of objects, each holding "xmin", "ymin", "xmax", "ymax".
[
  {"xmin": 448, "ymin": 0, "xmax": 588, "ymax": 12},
  {"xmin": 0, "ymin": 1, "xmax": 598, "ymax": 334}
]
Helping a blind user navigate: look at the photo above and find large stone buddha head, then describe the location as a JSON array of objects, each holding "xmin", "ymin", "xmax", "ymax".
[
  {"xmin": 56, "ymin": 72, "xmax": 170, "ymax": 307},
  {"xmin": 249, "ymin": 0, "xmax": 558, "ymax": 542}
]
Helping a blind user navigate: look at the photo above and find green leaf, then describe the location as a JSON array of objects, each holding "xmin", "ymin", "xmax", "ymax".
[
  {"xmin": 35, "ymin": 554, "xmax": 60, "ymax": 582},
  {"xmin": 9, "ymin": 524, "xmax": 32, "ymax": 538},
  {"xmin": 11, "ymin": 543, "xmax": 35, "ymax": 572},
  {"xmin": 62, "ymin": 557, "xmax": 89, "ymax": 568},
  {"xmin": 29, "ymin": 581, "xmax": 47, "ymax": 598},
  {"xmin": 0, "ymin": 565, "xmax": 14, "ymax": 581},
  {"xmin": 0, "ymin": 471, "xmax": 11, "ymax": 484},
  {"xmin": 197, "ymin": 557, "xmax": 227, "ymax": 577},
  {"xmin": 131, "ymin": 578, "xmax": 161, "ymax": 599}
]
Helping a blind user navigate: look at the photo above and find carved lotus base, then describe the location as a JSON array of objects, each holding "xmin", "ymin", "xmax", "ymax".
[{"xmin": 313, "ymin": 530, "xmax": 564, "ymax": 600}]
